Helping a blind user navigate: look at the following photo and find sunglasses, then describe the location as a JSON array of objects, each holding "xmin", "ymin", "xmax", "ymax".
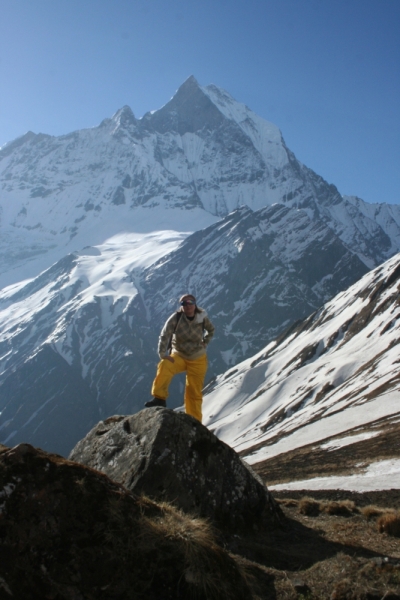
[{"xmin": 180, "ymin": 300, "xmax": 196, "ymax": 306}]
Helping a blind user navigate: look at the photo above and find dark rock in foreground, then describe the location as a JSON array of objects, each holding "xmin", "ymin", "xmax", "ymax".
[
  {"xmin": 69, "ymin": 408, "xmax": 281, "ymax": 529},
  {"xmin": 0, "ymin": 443, "xmax": 253, "ymax": 600}
]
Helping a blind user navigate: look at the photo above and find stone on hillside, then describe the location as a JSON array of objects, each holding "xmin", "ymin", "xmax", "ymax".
[
  {"xmin": 0, "ymin": 443, "xmax": 253, "ymax": 600},
  {"xmin": 69, "ymin": 408, "xmax": 282, "ymax": 529}
]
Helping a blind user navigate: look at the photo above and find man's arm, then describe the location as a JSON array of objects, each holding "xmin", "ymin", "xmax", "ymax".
[
  {"xmin": 203, "ymin": 316, "xmax": 215, "ymax": 346},
  {"xmin": 158, "ymin": 314, "xmax": 178, "ymax": 359}
]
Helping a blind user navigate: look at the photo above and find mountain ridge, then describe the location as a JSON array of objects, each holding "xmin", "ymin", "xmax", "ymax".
[{"xmin": 1, "ymin": 76, "xmax": 399, "ymax": 290}]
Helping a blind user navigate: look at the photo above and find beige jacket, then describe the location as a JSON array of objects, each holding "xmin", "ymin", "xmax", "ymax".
[{"xmin": 158, "ymin": 308, "xmax": 215, "ymax": 360}]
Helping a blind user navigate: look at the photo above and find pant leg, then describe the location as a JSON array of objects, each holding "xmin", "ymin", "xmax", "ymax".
[
  {"xmin": 151, "ymin": 354, "xmax": 186, "ymax": 400},
  {"xmin": 184, "ymin": 354, "xmax": 208, "ymax": 422}
]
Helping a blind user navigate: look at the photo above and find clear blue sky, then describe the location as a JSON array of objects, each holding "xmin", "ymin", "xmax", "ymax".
[{"xmin": 1, "ymin": 0, "xmax": 399, "ymax": 205}]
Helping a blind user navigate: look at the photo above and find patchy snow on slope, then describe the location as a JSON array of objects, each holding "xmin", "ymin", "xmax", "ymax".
[
  {"xmin": 0, "ymin": 231, "xmax": 187, "ymax": 373},
  {"xmin": 0, "ymin": 206, "xmax": 219, "ymax": 290},
  {"xmin": 243, "ymin": 390, "xmax": 399, "ymax": 464},
  {"xmin": 203, "ymin": 252, "xmax": 400, "ymax": 490},
  {"xmin": 319, "ymin": 430, "xmax": 382, "ymax": 451}
]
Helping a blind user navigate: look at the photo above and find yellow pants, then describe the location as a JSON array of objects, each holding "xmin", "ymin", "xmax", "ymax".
[{"xmin": 151, "ymin": 353, "xmax": 208, "ymax": 422}]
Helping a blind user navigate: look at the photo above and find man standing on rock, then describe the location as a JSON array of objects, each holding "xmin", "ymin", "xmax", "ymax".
[{"xmin": 145, "ymin": 294, "xmax": 215, "ymax": 422}]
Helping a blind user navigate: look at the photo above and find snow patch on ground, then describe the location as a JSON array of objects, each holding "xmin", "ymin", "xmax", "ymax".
[
  {"xmin": 269, "ymin": 458, "xmax": 400, "ymax": 492},
  {"xmin": 319, "ymin": 430, "xmax": 382, "ymax": 451}
]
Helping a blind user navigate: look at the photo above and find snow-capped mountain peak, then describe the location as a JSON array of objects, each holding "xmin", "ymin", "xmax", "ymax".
[
  {"xmin": 110, "ymin": 105, "xmax": 137, "ymax": 130},
  {"xmin": 1, "ymin": 76, "xmax": 400, "ymax": 291}
]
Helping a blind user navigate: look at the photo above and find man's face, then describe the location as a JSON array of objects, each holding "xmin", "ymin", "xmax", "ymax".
[{"xmin": 181, "ymin": 297, "xmax": 196, "ymax": 317}]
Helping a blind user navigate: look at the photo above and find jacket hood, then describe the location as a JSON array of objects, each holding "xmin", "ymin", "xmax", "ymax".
[
  {"xmin": 177, "ymin": 307, "xmax": 207, "ymax": 322},
  {"xmin": 194, "ymin": 308, "xmax": 207, "ymax": 323}
]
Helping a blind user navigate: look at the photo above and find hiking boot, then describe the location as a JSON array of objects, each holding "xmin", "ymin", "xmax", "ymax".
[{"xmin": 144, "ymin": 398, "xmax": 166, "ymax": 408}]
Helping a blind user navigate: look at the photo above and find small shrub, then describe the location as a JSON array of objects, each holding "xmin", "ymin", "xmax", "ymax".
[
  {"xmin": 137, "ymin": 498, "xmax": 252, "ymax": 599},
  {"xmin": 361, "ymin": 505, "xmax": 387, "ymax": 520},
  {"xmin": 322, "ymin": 500, "xmax": 357, "ymax": 517},
  {"xmin": 377, "ymin": 512, "xmax": 400, "ymax": 537},
  {"xmin": 277, "ymin": 498, "xmax": 298, "ymax": 508},
  {"xmin": 298, "ymin": 497, "xmax": 321, "ymax": 517}
]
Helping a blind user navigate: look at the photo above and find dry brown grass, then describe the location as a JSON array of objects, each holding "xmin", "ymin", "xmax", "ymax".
[
  {"xmin": 298, "ymin": 496, "xmax": 321, "ymax": 516},
  {"xmin": 258, "ymin": 492, "xmax": 400, "ymax": 599},
  {"xmin": 361, "ymin": 504, "xmax": 389, "ymax": 520},
  {"xmin": 278, "ymin": 498, "xmax": 299, "ymax": 508},
  {"xmin": 378, "ymin": 512, "xmax": 400, "ymax": 538},
  {"xmin": 321, "ymin": 499, "xmax": 358, "ymax": 517},
  {"xmin": 283, "ymin": 496, "xmax": 360, "ymax": 518},
  {"xmin": 136, "ymin": 497, "xmax": 252, "ymax": 600},
  {"xmin": 99, "ymin": 490, "xmax": 400, "ymax": 598}
]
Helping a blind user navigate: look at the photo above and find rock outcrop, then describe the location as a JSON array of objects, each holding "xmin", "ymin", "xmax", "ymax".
[
  {"xmin": 69, "ymin": 408, "xmax": 281, "ymax": 529},
  {"xmin": 0, "ymin": 443, "xmax": 253, "ymax": 599}
]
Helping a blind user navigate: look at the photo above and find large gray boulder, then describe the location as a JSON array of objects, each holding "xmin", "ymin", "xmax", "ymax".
[{"xmin": 69, "ymin": 408, "xmax": 281, "ymax": 529}]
